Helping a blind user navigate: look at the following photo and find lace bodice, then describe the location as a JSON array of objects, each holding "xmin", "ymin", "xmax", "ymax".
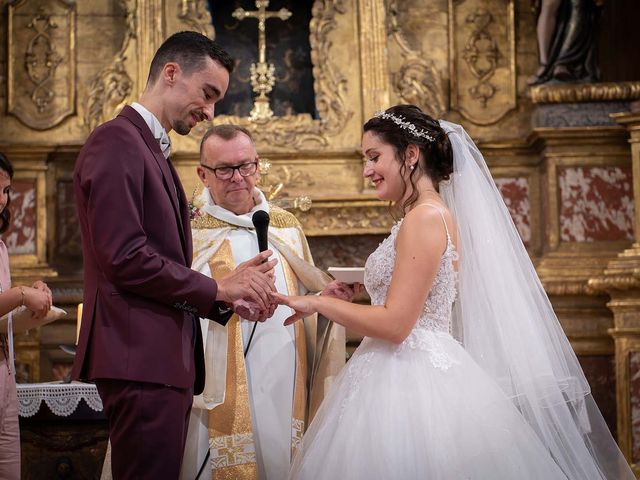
[
  {"xmin": 364, "ymin": 217, "xmax": 458, "ymax": 339},
  {"xmin": 336, "ymin": 213, "xmax": 460, "ymax": 416}
]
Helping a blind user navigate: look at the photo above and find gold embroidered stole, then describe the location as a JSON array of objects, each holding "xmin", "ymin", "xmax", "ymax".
[
  {"xmin": 207, "ymin": 240, "xmax": 256, "ymax": 480},
  {"xmin": 280, "ymin": 255, "xmax": 308, "ymax": 455},
  {"xmin": 206, "ymin": 239, "xmax": 308, "ymax": 478}
]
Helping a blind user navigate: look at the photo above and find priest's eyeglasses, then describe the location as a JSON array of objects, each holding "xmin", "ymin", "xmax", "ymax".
[{"xmin": 200, "ymin": 162, "xmax": 258, "ymax": 180}]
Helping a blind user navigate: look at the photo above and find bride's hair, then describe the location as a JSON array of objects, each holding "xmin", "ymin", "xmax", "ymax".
[{"xmin": 364, "ymin": 104, "xmax": 453, "ymax": 214}]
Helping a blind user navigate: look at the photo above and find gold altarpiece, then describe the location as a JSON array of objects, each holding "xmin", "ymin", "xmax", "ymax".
[{"xmin": 2, "ymin": 0, "xmax": 640, "ymax": 473}]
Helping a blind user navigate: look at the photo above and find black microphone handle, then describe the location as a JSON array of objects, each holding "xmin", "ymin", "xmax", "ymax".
[
  {"xmin": 252, "ymin": 210, "xmax": 270, "ymax": 253},
  {"xmin": 256, "ymin": 228, "xmax": 269, "ymax": 253},
  {"xmin": 246, "ymin": 210, "xmax": 271, "ymax": 357}
]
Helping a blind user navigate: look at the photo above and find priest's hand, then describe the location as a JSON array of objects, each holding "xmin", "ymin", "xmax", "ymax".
[
  {"xmin": 217, "ymin": 250, "xmax": 278, "ymax": 316},
  {"xmin": 271, "ymin": 292, "xmax": 317, "ymax": 326},
  {"xmin": 321, "ymin": 281, "xmax": 363, "ymax": 302}
]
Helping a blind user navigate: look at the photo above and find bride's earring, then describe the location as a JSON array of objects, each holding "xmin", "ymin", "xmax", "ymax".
[{"xmin": 410, "ymin": 164, "xmax": 415, "ymax": 171}]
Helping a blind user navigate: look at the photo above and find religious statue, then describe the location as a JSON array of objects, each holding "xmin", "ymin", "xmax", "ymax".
[{"xmin": 528, "ymin": 0, "xmax": 604, "ymax": 85}]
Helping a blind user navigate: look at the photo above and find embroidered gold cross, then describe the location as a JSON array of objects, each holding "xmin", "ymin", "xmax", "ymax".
[{"xmin": 212, "ymin": 435, "xmax": 248, "ymax": 467}]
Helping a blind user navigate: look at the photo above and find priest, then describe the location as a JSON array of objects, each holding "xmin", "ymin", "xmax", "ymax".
[{"xmin": 180, "ymin": 125, "xmax": 356, "ymax": 480}]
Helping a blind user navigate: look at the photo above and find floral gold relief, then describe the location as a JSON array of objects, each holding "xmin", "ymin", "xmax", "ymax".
[
  {"xmin": 83, "ymin": 0, "xmax": 136, "ymax": 131},
  {"xmin": 177, "ymin": 0, "xmax": 213, "ymax": 36},
  {"xmin": 8, "ymin": 0, "xmax": 76, "ymax": 130},
  {"xmin": 387, "ymin": 0, "xmax": 446, "ymax": 119},
  {"xmin": 448, "ymin": 0, "xmax": 516, "ymax": 125},
  {"xmin": 530, "ymin": 81, "xmax": 640, "ymax": 104},
  {"xmin": 296, "ymin": 201, "xmax": 394, "ymax": 236}
]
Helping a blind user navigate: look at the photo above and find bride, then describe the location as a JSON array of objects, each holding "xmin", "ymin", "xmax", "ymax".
[{"xmin": 273, "ymin": 105, "xmax": 634, "ymax": 479}]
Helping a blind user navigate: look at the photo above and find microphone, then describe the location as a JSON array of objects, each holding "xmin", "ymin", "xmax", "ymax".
[
  {"xmin": 245, "ymin": 210, "xmax": 271, "ymax": 358},
  {"xmin": 252, "ymin": 210, "xmax": 270, "ymax": 253}
]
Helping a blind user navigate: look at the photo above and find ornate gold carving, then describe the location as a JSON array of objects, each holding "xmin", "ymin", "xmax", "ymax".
[
  {"xmin": 542, "ymin": 280, "xmax": 593, "ymax": 296},
  {"xmin": 84, "ymin": 0, "xmax": 136, "ymax": 131},
  {"xmin": 448, "ymin": 0, "xmax": 516, "ymax": 125},
  {"xmin": 588, "ymin": 250, "xmax": 640, "ymax": 294},
  {"xmin": 196, "ymin": 0, "xmax": 353, "ymax": 150},
  {"xmin": 387, "ymin": 0, "xmax": 445, "ymax": 118},
  {"xmin": 257, "ymin": 159, "xmax": 312, "ymax": 211},
  {"xmin": 178, "ymin": 0, "xmax": 213, "ymax": 36},
  {"xmin": 295, "ymin": 200, "xmax": 394, "ymax": 236},
  {"xmin": 537, "ymin": 245, "xmax": 624, "ymax": 298},
  {"xmin": 25, "ymin": 8, "xmax": 63, "ymax": 113},
  {"xmin": 589, "ymin": 274, "xmax": 640, "ymax": 293},
  {"xmin": 8, "ymin": 0, "xmax": 76, "ymax": 130},
  {"xmin": 530, "ymin": 81, "xmax": 640, "ymax": 104},
  {"xmin": 358, "ymin": 0, "xmax": 390, "ymax": 119},
  {"xmin": 267, "ymin": 165, "xmax": 315, "ymax": 189},
  {"xmin": 462, "ymin": 9, "xmax": 500, "ymax": 107}
]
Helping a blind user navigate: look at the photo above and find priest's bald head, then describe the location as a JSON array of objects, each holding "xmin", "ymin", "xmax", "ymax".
[{"xmin": 197, "ymin": 125, "xmax": 261, "ymax": 215}]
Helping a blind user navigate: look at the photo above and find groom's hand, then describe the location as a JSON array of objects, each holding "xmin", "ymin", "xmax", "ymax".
[
  {"xmin": 217, "ymin": 250, "xmax": 277, "ymax": 314},
  {"xmin": 232, "ymin": 297, "xmax": 278, "ymax": 322}
]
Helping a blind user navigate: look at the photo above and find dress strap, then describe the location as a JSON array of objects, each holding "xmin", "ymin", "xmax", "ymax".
[{"xmin": 413, "ymin": 203, "xmax": 451, "ymax": 242}]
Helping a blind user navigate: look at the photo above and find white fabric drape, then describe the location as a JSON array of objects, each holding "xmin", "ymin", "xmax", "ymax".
[{"xmin": 439, "ymin": 120, "xmax": 634, "ymax": 479}]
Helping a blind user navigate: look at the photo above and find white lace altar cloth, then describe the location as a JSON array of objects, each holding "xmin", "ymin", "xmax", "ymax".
[{"xmin": 16, "ymin": 381, "xmax": 103, "ymax": 417}]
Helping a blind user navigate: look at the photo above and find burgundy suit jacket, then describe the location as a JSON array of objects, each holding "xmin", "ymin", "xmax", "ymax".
[{"xmin": 71, "ymin": 106, "xmax": 228, "ymax": 393}]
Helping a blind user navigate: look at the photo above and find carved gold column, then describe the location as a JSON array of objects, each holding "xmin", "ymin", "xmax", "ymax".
[
  {"xmin": 357, "ymin": 0, "xmax": 390, "ymax": 120},
  {"xmin": 135, "ymin": 0, "xmax": 165, "ymax": 97},
  {"xmin": 590, "ymin": 111, "xmax": 640, "ymax": 475}
]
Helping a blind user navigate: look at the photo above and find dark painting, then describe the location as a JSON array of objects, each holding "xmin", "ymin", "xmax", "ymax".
[{"xmin": 207, "ymin": 0, "xmax": 317, "ymax": 118}]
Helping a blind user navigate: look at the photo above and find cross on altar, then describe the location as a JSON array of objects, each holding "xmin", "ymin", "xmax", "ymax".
[
  {"xmin": 233, "ymin": 1, "xmax": 292, "ymax": 121},
  {"xmin": 233, "ymin": 1, "xmax": 292, "ymax": 64}
]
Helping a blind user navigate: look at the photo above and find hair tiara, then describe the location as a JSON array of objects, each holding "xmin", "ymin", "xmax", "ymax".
[{"xmin": 374, "ymin": 111, "xmax": 435, "ymax": 142}]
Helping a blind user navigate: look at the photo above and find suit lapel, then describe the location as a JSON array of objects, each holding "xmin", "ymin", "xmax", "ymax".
[{"xmin": 118, "ymin": 106, "xmax": 189, "ymax": 263}]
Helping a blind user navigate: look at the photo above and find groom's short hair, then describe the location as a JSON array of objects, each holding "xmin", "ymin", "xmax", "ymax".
[{"xmin": 147, "ymin": 31, "xmax": 234, "ymax": 85}]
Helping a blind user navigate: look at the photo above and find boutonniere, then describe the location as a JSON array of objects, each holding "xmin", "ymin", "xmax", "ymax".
[{"xmin": 189, "ymin": 187, "xmax": 205, "ymax": 221}]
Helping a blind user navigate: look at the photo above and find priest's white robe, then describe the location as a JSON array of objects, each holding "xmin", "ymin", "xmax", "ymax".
[{"xmin": 180, "ymin": 188, "xmax": 345, "ymax": 480}]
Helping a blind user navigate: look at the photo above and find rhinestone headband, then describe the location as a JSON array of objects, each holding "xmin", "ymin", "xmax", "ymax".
[{"xmin": 374, "ymin": 111, "xmax": 435, "ymax": 142}]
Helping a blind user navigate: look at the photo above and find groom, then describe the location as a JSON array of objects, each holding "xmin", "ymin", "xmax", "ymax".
[{"xmin": 72, "ymin": 32, "xmax": 277, "ymax": 479}]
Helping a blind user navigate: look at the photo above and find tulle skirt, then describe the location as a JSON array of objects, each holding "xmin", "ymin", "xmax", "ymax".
[{"xmin": 289, "ymin": 331, "xmax": 569, "ymax": 480}]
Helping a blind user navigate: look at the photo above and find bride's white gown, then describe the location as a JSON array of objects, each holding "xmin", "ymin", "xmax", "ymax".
[{"xmin": 289, "ymin": 217, "xmax": 569, "ymax": 479}]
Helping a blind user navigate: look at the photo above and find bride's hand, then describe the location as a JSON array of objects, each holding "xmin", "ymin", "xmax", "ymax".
[{"xmin": 271, "ymin": 292, "xmax": 316, "ymax": 326}]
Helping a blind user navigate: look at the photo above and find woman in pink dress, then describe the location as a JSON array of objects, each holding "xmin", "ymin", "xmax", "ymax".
[{"xmin": 0, "ymin": 152, "xmax": 52, "ymax": 479}]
